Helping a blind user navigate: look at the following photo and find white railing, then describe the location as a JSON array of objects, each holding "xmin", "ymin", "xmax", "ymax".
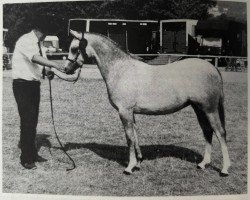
[
  {"xmin": 134, "ymin": 53, "xmax": 247, "ymax": 67},
  {"xmin": 3, "ymin": 53, "xmax": 248, "ymax": 68}
]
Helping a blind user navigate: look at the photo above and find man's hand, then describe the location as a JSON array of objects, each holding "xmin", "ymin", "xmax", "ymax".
[{"xmin": 45, "ymin": 69, "xmax": 55, "ymax": 80}]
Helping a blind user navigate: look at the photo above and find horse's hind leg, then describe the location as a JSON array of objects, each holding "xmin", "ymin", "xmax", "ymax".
[
  {"xmin": 133, "ymin": 124, "xmax": 143, "ymax": 170},
  {"xmin": 192, "ymin": 105, "xmax": 213, "ymax": 169},
  {"xmin": 206, "ymin": 111, "xmax": 231, "ymax": 176},
  {"xmin": 119, "ymin": 109, "xmax": 139, "ymax": 174}
]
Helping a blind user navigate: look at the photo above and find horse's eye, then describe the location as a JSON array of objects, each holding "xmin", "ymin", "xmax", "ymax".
[{"xmin": 71, "ymin": 47, "xmax": 78, "ymax": 54}]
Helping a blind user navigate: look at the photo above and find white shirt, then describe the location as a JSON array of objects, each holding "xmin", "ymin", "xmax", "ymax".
[{"xmin": 12, "ymin": 30, "xmax": 47, "ymax": 81}]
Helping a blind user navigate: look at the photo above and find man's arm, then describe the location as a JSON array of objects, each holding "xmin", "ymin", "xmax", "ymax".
[{"xmin": 32, "ymin": 55, "xmax": 62, "ymax": 71}]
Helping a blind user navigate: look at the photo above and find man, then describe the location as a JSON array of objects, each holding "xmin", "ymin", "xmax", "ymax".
[{"xmin": 12, "ymin": 14, "xmax": 62, "ymax": 169}]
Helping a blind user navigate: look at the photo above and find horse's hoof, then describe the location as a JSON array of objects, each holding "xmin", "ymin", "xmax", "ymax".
[
  {"xmin": 197, "ymin": 162, "xmax": 208, "ymax": 170},
  {"xmin": 138, "ymin": 157, "xmax": 144, "ymax": 163},
  {"xmin": 220, "ymin": 172, "xmax": 229, "ymax": 177},
  {"xmin": 197, "ymin": 165, "xmax": 202, "ymax": 170},
  {"xmin": 123, "ymin": 170, "xmax": 132, "ymax": 175},
  {"xmin": 197, "ymin": 164, "xmax": 206, "ymax": 170},
  {"xmin": 133, "ymin": 166, "xmax": 141, "ymax": 171}
]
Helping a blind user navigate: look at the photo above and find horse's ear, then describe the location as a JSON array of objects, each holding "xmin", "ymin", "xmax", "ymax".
[{"xmin": 70, "ymin": 29, "xmax": 83, "ymax": 40}]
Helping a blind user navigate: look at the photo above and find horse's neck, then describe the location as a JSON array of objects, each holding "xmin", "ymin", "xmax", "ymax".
[{"xmin": 86, "ymin": 34, "xmax": 130, "ymax": 81}]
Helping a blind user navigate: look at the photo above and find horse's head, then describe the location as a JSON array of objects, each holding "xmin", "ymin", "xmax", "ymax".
[{"xmin": 64, "ymin": 30, "xmax": 89, "ymax": 74}]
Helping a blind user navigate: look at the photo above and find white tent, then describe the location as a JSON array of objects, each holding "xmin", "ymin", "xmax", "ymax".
[{"xmin": 44, "ymin": 36, "xmax": 59, "ymax": 49}]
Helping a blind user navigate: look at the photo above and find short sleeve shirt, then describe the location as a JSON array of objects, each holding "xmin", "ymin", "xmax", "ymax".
[{"xmin": 12, "ymin": 30, "xmax": 46, "ymax": 81}]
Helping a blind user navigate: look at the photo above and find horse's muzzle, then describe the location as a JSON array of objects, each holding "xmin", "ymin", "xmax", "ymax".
[{"xmin": 64, "ymin": 67, "xmax": 74, "ymax": 75}]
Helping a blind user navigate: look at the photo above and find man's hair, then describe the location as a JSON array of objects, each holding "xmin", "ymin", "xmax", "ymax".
[{"xmin": 31, "ymin": 14, "xmax": 59, "ymax": 34}]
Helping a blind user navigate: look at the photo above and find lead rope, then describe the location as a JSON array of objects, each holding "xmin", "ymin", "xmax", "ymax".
[{"xmin": 49, "ymin": 79, "xmax": 76, "ymax": 171}]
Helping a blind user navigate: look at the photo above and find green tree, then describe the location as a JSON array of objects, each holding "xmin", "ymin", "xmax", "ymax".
[
  {"xmin": 3, "ymin": 0, "xmax": 216, "ymax": 51},
  {"xmin": 98, "ymin": 0, "xmax": 216, "ymax": 20}
]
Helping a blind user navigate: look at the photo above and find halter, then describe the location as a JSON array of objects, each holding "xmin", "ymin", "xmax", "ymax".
[
  {"xmin": 66, "ymin": 37, "xmax": 88, "ymax": 67},
  {"xmin": 62, "ymin": 37, "xmax": 88, "ymax": 83},
  {"xmin": 66, "ymin": 51, "xmax": 81, "ymax": 64}
]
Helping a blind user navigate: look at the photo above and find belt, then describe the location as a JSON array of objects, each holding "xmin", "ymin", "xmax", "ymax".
[{"xmin": 13, "ymin": 79, "xmax": 40, "ymax": 83}]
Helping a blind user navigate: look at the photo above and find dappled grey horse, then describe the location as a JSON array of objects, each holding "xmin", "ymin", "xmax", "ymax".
[{"xmin": 64, "ymin": 30, "xmax": 231, "ymax": 176}]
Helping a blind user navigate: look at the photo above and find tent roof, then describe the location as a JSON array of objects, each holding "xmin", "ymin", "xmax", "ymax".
[{"xmin": 44, "ymin": 36, "xmax": 59, "ymax": 41}]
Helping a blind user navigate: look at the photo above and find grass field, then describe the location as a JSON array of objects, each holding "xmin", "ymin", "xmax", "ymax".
[{"xmin": 2, "ymin": 69, "xmax": 248, "ymax": 196}]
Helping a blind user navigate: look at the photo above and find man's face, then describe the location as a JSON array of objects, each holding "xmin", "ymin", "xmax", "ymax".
[{"xmin": 40, "ymin": 33, "xmax": 47, "ymax": 41}]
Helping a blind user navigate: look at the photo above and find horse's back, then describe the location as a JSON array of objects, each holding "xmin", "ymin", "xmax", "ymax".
[
  {"xmin": 144, "ymin": 58, "xmax": 222, "ymax": 90},
  {"xmin": 152, "ymin": 58, "xmax": 220, "ymax": 79}
]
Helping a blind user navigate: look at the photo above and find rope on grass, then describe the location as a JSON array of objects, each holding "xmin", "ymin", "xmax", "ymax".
[{"xmin": 49, "ymin": 79, "xmax": 76, "ymax": 171}]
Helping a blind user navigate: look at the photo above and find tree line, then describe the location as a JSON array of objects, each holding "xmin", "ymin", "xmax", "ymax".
[{"xmin": 4, "ymin": 0, "xmax": 216, "ymax": 51}]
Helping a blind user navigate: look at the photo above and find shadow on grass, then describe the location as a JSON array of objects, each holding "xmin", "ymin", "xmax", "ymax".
[{"xmin": 64, "ymin": 142, "xmax": 203, "ymax": 167}]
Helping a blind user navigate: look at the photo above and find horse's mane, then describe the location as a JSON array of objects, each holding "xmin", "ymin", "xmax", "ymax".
[{"xmin": 85, "ymin": 32, "xmax": 132, "ymax": 58}]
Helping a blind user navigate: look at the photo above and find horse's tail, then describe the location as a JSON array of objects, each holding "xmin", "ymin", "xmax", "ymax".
[
  {"xmin": 218, "ymin": 93, "xmax": 226, "ymax": 130},
  {"xmin": 215, "ymin": 65, "xmax": 225, "ymax": 129}
]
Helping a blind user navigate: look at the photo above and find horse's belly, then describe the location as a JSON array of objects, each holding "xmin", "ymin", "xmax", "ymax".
[
  {"xmin": 134, "ymin": 102, "xmax": 189, "ymax": 115},
  {"xmin": 134, "ymin": 91, "xmax": 189, "ymax": 114}
]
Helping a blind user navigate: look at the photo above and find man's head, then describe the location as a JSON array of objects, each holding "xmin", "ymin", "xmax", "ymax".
[{"xmin": 31, "ymin": 14, "xmax": 59, "ymax": 36}]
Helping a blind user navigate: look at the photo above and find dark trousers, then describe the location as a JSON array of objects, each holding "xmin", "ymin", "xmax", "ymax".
[{"xmin": 13, "ymin": 79, "xmax": 41, "ymax": 164}]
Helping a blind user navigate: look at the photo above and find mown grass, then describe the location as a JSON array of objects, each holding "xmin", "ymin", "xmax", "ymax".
[{"xmin": 2, "ymin": 71, "xmax": 247, "ymax": 196}]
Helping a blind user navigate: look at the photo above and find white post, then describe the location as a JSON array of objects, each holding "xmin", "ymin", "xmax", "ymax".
[
  {"xmin": 168, "ymin": 55, "xmax": 171, "ymax": 64},
  {"xmin": 67, "ymin": 20, "xmax": 71, "ymax": 36},
  {"xmin": 86, "ymin": 20, "xmax": 90, "ymax": 32},
  {"xmin": 125, "ymin": 30, "xmax": 128, "ymax": 52},
  {"xmin": 107, "ymin": 29, "xmax": 110, "ymax": 38},
  {"xmin": 215, "ymin": 57, "xmax": 218, "ymax": 68},
  {"xmin": 160, "ymin": 21, "xmax": 162, "ymax": 53}
]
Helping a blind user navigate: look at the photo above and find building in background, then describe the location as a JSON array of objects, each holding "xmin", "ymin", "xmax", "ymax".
[
  {"xmin": 43, "ymin": 36, "xmax": 61, "ymax": 53},
  {"xmin": 159, "ymin": 19, "xmax": 198, "ymax": 54},
  {"xmin": 68, "ymin": 19, "xmax": 159, "ymax": 54},
  {"xmin": 195, "ymin": 19, "xmax": 247, "ymax": 56}
]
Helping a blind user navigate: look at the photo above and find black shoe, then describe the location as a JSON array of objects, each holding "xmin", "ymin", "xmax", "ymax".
[
  {"xmin": 21, "ymin": 162, "xmax": 37, "ymax": 170},
  {"xmin": 35, "ymin": 155, "xmax": 48, "ymax": 163}
]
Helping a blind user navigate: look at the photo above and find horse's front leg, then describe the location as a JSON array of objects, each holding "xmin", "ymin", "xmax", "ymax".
[{"xmin": 119, "ymin": 109, "xmax": 138, "ymax": 174}]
